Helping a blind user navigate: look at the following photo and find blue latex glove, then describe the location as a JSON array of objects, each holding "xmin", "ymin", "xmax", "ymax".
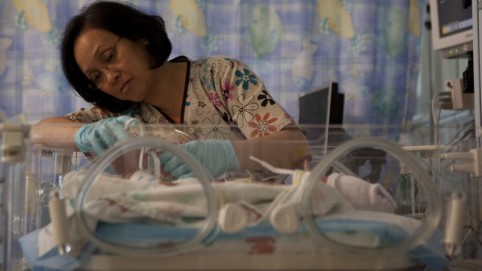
[
  {"xmin": 159, "ymin": 140, "xmax": 240, "ymax": 179},
  {"xmin": 74, "ymin": 116, "xmax": 139, "ymax": 155}
]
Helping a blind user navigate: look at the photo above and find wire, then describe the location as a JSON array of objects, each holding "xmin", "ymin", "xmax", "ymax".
[
  {"xmin": 431, "ymin": 91, "xmax": 451, "ymax": 146},
  {"xmin": 122, "ymin": 118, "xmax": 146, "ymax": 171}
]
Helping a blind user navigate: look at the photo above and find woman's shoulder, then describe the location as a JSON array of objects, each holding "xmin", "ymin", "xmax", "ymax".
[
  {"xmin": 191, "ymin": 55, "xmax": 245, "ymax": 66},
  {"xmin": 168, "ymin": 55, "xmax": 250, "ymax": 70}
]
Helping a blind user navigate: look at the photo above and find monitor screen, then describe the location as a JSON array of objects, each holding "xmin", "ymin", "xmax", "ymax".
[
  {"xmin": 298, "ymin": 82, "xmax": 344, "ymax": 142},
  {"xmin": 430, "ymin": 0, "xmax": 473, "ymax": 58}
]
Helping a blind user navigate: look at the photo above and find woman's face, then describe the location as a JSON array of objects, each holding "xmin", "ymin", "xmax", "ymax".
[{"xmin": 73, "ymin": 28, "xmax": 154, "ymax": 102}]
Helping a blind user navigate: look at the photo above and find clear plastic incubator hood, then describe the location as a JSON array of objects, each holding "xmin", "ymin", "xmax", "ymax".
[{"xmin": 5, "ymin": 122, "xmax": 455, "ymax": 271}]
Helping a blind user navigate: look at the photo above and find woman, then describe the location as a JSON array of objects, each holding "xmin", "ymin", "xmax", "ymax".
[{"xmin": 31, "ymin": 0, "xmax": 311, "ymax": 179}]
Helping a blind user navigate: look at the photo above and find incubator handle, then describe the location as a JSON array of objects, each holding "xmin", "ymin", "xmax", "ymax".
[{"xmin": 48, "ymin": 190, "xmax": 71, "ymax": 255}]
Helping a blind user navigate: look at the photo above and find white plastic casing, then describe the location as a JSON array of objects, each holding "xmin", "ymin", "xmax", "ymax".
[
  {"xmin": 218, "ymin": 203, "xmax": 249, "ymax": 234},
  {"xmin": 269, "ymin": 204, "xmax": 299, "ymax": 234},
  {"xmin": 1, "ymin": 123, "xmax": 29, "ymax": 163}
]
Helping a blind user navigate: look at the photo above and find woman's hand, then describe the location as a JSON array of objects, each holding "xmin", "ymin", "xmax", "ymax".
[
  {"xmin": 74, "ymin": 116, "xmax": 139, "ymax": 155},
  {"xmin": 159, "ymin": 139, "xmax": 240, "ymax": 179}
]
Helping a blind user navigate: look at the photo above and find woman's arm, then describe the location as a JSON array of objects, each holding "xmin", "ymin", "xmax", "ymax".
[
  {"xmin": 30, "ymin": 116, "xmax": 82, "ymax": 150},
  {"xmin": 205, "ymin": 57, "xmax": 312, "ymax": 171},
  {"xmin": 232, "ymin": 128, "xmax": 312, "ymax": 171}
]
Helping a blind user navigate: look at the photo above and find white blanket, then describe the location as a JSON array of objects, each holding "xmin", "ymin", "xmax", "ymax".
[
  {"xmin": 61, "ymin": 170, "xmax": 355, "ymax": 224},
  {"xmin": 37, "ymin": 168, "xmax": 403, "ymax": 258}
]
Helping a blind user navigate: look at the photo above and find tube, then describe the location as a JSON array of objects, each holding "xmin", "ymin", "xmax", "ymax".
[
  {"xmin": 301, "ymin": 136, "xmax": 442, "ymax": 255},
  {"xmin": 74, "ymin": 137, "xmax": 218, "ymax": 256}
]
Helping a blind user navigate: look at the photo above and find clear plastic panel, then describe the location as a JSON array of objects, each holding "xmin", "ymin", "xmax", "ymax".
[
  {"xmin": 1, "ymin": 123, "xmax": 31, "ymax": 271},
  {"xmin": 302, "ymin": 136, "xmax": 442, "ymax": 255},
  {"xmin": 29, "ymin": 146, "xmax": 79, "ymax": 229},
  {"xmin": 73, "ymin": 137, "xmax": 218, "ymax": 256},
  {"xmin": 4, "ymin": 163, "xmax": 30, "ymax": 270},
  {"xmin": 0, "ymin": 128, "xmax": 3, "ymax": 267},
  {"xmin": 62, "ymin": 123, "xmax": 441, "ymax": 257},
  {"xmin": 10, "ymin": 121, "xmax": 481, "ymax": 269}
]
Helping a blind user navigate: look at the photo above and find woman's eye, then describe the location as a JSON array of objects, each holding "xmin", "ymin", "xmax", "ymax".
[
  {"xmin": 90, "ymin": 72, "xmax": 102, "ymax": 83},
  {"xmin": 104, "ymin": 50, "xmax": 115, "ymax": 63}
]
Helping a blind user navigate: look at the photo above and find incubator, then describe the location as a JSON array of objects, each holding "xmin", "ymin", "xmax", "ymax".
[
  {"xmin": 0, "ymin": 120, "xmax": 32, "ymax": 271},
  {"xmin": 1, "ymin": 120, "xmax": 481, "ymax": 271}
]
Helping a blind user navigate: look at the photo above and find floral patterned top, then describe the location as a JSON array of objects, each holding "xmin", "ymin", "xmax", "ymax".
[{"xmin": 66, "ymin": 55, "xmax": 298, "ymax": 142}]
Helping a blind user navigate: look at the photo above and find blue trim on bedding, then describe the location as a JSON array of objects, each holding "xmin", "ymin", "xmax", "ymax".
[
  {"xmin": 19, "ymin": 218, "xmax": 449, "ymax": 271},
  {"xmin": 94, "ymin": 218, "xmax": 409, "ymax": 245}
]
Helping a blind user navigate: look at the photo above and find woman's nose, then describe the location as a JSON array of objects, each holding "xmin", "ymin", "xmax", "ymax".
[{"xmin": 102, "ymin": 67, "xmax": 120, "ymax": 83}]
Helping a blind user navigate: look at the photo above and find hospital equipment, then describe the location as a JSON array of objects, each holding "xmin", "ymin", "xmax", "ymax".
[
  {"xmin": 13, "ymin": 124, "xmax": 456, "ymax": 270},
  {"xmin": 429, "ymin": 0, "xmax": 473, "ymax": 59},
  {"xmin": 0, "ymin": 119, "xmax": 31, "ymax": 271},
  {"xmin": 301, "ymin": 137, "xmax": 441, "ymax": 255},
  {"xmin": 0, "ymin": 109, "xmax": 87, "ymax": 270},
  {"xmin": 1, "ymin": 118, "xmax": 480, "ymax": 270}
]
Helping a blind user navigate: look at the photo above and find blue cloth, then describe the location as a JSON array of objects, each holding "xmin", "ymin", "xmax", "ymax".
[
  {"xmin": 20, "ymin": 218, "xmax": 449, "ymax": 271},
  {"xmin": 407, "ymin": 230, "xmax": 450, "ymax": 271},
  {"xmin": 19, "ymin": 229, "xmax": 95, "ymax": 271},
  {"xmin": 97, "ymin": 219, "xmax": 449, "ymax": 271},
  {"xmin": 94, "ymin": 218, "xmax": 414, "ymax": 246},
  {"xmin": 95, "ymin": 219, "xmax": 448, "ymax": 271}
]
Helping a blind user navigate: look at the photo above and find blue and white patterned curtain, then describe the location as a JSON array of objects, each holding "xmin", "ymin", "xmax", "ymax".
[{"xmin": 0, "ymin": 0, "xmax": 425, "ymax": 129}]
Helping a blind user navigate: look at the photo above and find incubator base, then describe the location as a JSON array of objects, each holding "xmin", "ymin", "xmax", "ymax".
[{"xmin": 83, "ymin": 253, "xmax": 421, "ymax": 271}]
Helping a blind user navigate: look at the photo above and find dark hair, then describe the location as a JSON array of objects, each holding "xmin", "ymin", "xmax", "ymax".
[{"xmin": 61, "ymin": 0, "xmax": 172, "ymax": 113}]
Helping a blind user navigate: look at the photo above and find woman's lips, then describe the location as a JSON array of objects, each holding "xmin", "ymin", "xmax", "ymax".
[{"xmin": 120, "ymin": 79, "xmax": 130, "ymax": 95}]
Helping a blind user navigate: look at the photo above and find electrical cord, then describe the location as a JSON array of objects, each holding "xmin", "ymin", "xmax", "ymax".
[{"xmin": 431, "ymin": 91, "xmax": 452, "ymax": 146}]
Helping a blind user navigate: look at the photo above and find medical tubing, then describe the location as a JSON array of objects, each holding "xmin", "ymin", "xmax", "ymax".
[
  {"xmin": 74, "ymin": 137, "xmax": 218, "ymax": 256},
  {"xmin": 301, "ymin": 137, "xmax": 442, "ymax": 255},
  {"xmin": 411, "ymin": 176, "xmax": 416, "ymax": 215},
  {"xmin": 124, "ymin": 118, "xmax": 146, "ymax": 170}
]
